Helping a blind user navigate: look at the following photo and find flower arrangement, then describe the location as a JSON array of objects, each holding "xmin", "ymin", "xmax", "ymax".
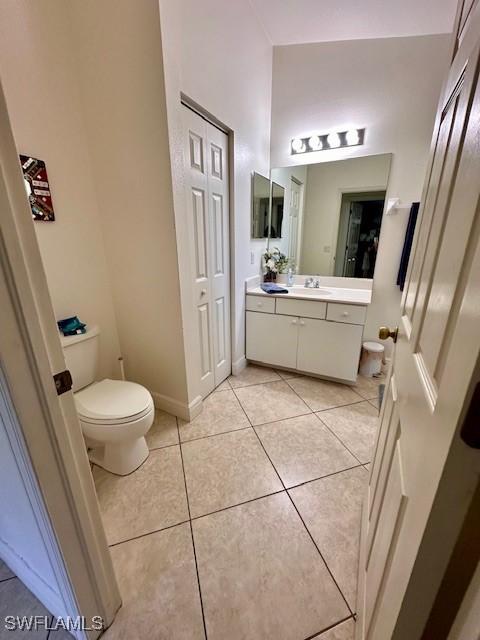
[{"xmin": 263, "ymin": 247, "xmax": 289, "ymax": 282}]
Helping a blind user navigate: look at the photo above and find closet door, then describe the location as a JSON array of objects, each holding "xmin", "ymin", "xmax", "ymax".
[
  {"xmin": 182, "ymin": 106, "xmax": 231, "ymax": 397},
  {"xmin": 206, "ymin": 121, "xmax": 231, "ymax": 386}
]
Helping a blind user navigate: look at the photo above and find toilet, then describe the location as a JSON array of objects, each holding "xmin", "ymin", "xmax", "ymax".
[{"xmin": 61, "ymin": 326, "xmax": 154, "ymax": 476}]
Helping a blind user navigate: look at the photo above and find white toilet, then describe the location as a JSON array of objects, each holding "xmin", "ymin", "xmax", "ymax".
[{"xmin": 61, "ymin": 326, "xmax": 154, "ymax": 476}]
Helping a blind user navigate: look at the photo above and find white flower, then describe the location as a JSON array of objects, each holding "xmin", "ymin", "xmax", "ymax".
[{"xmin": 266, "ymin": 258, "xmax": 276, "ymax": 270}]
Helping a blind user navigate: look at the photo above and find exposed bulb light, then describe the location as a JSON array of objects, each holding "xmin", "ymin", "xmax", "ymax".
[
  {"xmin": 327, "ymin": 132, "xmax": 341, "ymax": 149},
  {"xmin": 346, "ymin": 129, "xmax": 360, "ymax": 146},
  {"xmin": 308, "ymin": 135, "xmax": 321, "ymax": 151},
  {"xmin": 291, "ymin": 137, "xmax": 305, "ymax": 153}
]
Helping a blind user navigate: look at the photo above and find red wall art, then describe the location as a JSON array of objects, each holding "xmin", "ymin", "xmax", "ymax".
[{"xmin": 20, "ymin": 155, "xmax": 55, "ymax": 221}]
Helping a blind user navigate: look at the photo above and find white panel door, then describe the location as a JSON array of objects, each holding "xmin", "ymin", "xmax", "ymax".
[
  {"xmin": 356, "ymin": 19, "xmax": 480, "ymax": 640},
  {"xmin": 182, "ymin": 106, "xmax": 230, "ymax": 397},
  {"xmin": 289, "ymin": 178, "xmax": 302, "ymax": 265},
  {"xmin": 296, "ymin": 317, "xmax": 363, "ymax": 382}
]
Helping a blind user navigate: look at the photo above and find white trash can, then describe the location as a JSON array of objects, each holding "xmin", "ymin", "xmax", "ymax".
[{"xmin": 359, "ymin": 341, "xmax": 384, "ymax": 377}]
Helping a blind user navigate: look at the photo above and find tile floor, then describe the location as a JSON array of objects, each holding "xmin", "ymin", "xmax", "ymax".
[
  {"xmin": 0, "ymin": 365, "xmax": 384, "ymax": 640},
  {"xmin": 95, "ymin": 365, "xmax": 384, "ymax": 640}
]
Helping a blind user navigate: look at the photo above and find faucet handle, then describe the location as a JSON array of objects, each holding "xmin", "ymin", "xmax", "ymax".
[{"xmin": 304, "ymin": 277, "xmax": 313, "ymax": 288}]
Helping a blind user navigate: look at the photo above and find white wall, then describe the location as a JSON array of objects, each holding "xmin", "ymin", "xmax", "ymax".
[
  {"xmin": 66, "ymin": 0, "xmax": 190, "ymax": 412},
  {"xmin": 0, "ymin": 1, "xmax": 121, "ymax": 380},
  {"xmin": 271, "ymin": 34, "xmax": 451, "ymax": 352},
  {"xmin": 301, "ymin": 154, "xmax": 390, "ymax": 275},
  {"xmin": 158, "ymin": 0, "xmax": 273, "ymax": 384}
]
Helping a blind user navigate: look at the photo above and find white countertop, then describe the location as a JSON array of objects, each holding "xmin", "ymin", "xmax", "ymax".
[{"xmin": 247, "ymin": 284, "xmax": 372, "ymax": 306}]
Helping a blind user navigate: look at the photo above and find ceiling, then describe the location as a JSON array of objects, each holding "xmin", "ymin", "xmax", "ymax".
[{"xmin": 249, "ymin": 0, "xmax": 458, "ymax": 45}]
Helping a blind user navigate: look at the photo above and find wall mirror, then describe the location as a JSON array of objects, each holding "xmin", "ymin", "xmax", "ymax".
[
  {"xmin": 269, "ymin": 153, "xmax": 392, "ymax": 278},
  {"xmin": 251, "ymin": 172, "xmax": 270, "ymax": 239}
]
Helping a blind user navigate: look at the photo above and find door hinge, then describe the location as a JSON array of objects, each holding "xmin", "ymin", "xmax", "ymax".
[{"xmin": 53, "ymin": 369, "xmax": 73, "ymax": 396}]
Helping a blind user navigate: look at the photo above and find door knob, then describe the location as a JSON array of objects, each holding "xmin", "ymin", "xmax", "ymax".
[
  {"xmin": 379, "ymin": 326, "xmax": 398, "ymax": 342},
  {"xmin": 200, "ymin": 289, "xmax": 207, "ymax": 296}
]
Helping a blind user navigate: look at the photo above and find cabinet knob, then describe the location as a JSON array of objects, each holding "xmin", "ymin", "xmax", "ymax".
[
  {"xmin": 342, "ymin": 312, "xmax": 349, "ymax": 317},
  {"xmin": 201, "ymin": 289, "xmax": 207, "ymax": 296},
  {"xmin": 300, "ymin": 320, "xmax": 305, "ymax": 326},
  {"xmin": 257, "ymin": 301, "xmax": 263, "ymax": 307},
  {"xmin": 291, "ymin": 319, "xmax": 297, "ymax": 325}
]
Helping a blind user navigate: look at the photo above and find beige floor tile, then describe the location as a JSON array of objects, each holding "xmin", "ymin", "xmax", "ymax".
[
  {"xmin": 318, "ymin": 402, "xmax": 379, "ymax": 464},
  {"xmin": 214, "ymin": 379, "xmax": 231, "ymax": 392},
  {"xmin": 0, "ymin": 578, "xmax": 50, "ymax": 638},
  {"xmin": 104, "ymin": 523, "xmax": 204, "ymax": 640},
  {"xmin": 350, "ymin": 374, "xmax": 385, "ymax": 400},
  {"xmin": 369, "ymin": 397, "xmax": 380, "ymax": 410},
  {"xmin": 234, "ymin": 380, "xmax": 310, "ymax": 426},
  {"xmin": 287, "ymin": 377, "xmax": 363, "ymax": 412},
  {"xmin": 290, "ymin": 467, "xmax": 367, "ymax": 609},
  {"xmin": 193, "ymin": 493, "xmax": 349, "ymax": 640},
  {"xmin": 178, "ymin": 390, "xmax": 249, "ymax": 442},
  {"xmin": 275, "ymin": 368, "xmax": 302, "ymax": 380},
  {"xmin": 315, "ymin": 618, "xmax": 355, "ymax": 639},
  {"xmin": 182, "ymin": 428, "xmax": 282, "ymax": 517},
  {"xmin": 256, "ymin": 414, "xmax": 358, "ymax": 487},
  {"xmin": 228, "ymin": 364, "xmax": 281, "ymax": 388},
  {"xmin": 145, "ymin": 409, "xmax": 178, "ymax": 450},
  {"xmin": 0, "ymin": 559, "xmax": 14, "ymax": 581},
  {"xmin": 93, "ymin": 446, "xmax": 188, "ymax": 545}
]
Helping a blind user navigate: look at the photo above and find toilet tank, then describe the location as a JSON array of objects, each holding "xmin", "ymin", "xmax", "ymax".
[{"xmin": 60, "ymin": 326, "xmax": 100, "ymax": 392}]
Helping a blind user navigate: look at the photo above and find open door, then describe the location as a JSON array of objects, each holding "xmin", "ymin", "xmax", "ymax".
[
  {"xmin": 356, "ymin": 6, "xmax": 480, "ymax": 640},
  {"xmin": 0, "ymin": 81, "xmax": 120, "ymax": 636}
]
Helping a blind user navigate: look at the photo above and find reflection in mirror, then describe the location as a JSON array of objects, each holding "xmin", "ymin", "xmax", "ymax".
[
  {"xmin": 270, "ymin": 182, "xmax": 285, "ymax": 239},
  {"xmin": 269, "ymin": 154, "xmax": 391, "ymax": 278},
  {"xmin": 251, "ymin": 172, "xmax": 270, "ymax": 239}
]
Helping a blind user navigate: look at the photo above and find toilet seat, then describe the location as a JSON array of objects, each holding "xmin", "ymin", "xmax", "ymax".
[{"xmin": 75, "ymin": 379, "xmax": 154, "ymax": 425}]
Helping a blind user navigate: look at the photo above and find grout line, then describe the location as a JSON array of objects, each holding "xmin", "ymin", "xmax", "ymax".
[
  {"xmin": 287, "ymin": 462, "xmax": 367, "ymax": 491},
  {"xmin": 108, "ymin": 518, "xmax": 191, "ymax": 548},
  {"xmin": 232, "ymin": 383, "xmax": 355, "ymax": 618},
  {"xmin": 251, "ymin": 420, "xmax": 354, "ymax": 616},
  {"xmin": 147, "ymin": 440, "xmax": 180, "ymax": 452},
  {"xmin": 176, "ymin": 416, "xmax": 209, "ymax": 640},
  {"xmin": 304, "ymin": 614, "xmax": 355, "ymax": 640},
  {"xmin": 0, "ymin": 575, "xmax": 16, "ymax": 584},
  {"xmin": 314, "ymin": 398, "xmax": 370, "ymax": 412},
  {"xmin": 191, "ymin": 489, "xmax": 286, "ymax": 522},
  {"xmin": 313, "ymin": 412, "xmax": 365, "ymax": 466},
  {"xmin": 179, "ymin": 424, "xmax": 253, "ymax": 445}
]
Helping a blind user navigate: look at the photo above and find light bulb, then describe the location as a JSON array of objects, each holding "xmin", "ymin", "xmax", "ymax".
[
  {"xmin": 291, "ymin": 137, "xmax": 305, "ymax": 153},
  {"xmin": 308, "ymin": 135, "xmax": 321, "ymax": 151},
  {"xmin": 346, "ymin": 129, "xmax": 360, "ymax": 146},
  {"xmin": 327, "ymin": 132, "xmax": 340, "ymax": 149}
]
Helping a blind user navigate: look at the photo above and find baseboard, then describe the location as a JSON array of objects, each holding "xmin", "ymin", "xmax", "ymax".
[
  {"xmin": 232, "ymin": 356, "xmax": 247, "ymax": 376},
  {"xmin": 151, "ymin": 391, "xmax": 202, "ymax": 422},
  {"xmin": 0, "ymin": 538, "xmax": 65, "ymax": 621}
]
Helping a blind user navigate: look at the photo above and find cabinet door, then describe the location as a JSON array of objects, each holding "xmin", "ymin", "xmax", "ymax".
[
  {"xmin": 246, "ymin": 311, "xmax": 298, "ymax": 369},
  {"xmin": 297, "ymin": 318, "xmax": 363, "ymax": 382}
]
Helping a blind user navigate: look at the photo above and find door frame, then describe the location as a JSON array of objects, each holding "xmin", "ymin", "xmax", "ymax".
[
  {"xmin": 0, "ymin": 81, "xmax": 120, "ymax": 638},
  {"xmin": 334, "ymin": 190, "xmax": 386, "ymax": 277},
  {"xmin": 180, "ymin": 95, "xmax": 236, "ymax": 387}
]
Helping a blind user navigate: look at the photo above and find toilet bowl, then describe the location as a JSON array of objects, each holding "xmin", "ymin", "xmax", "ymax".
[
  {"xmin": 76, "ymin": 378, "xmax": 154, "ymax": 475},
  {"xmin": 60, "ymin": 326, "xmax": 155, "ymax": 476}
]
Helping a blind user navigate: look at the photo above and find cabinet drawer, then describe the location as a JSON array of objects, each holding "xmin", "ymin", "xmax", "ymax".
[
  {"xmin": 276, "ymin": 297, "xmax": 327, "ymax": 319},
  {"xmin": 246, "ymin": 295, "xmax": 275, "ymax": 314},
  {"xmin": 327, "ymin": 303, "xmax": 366, "ymax": 325}
]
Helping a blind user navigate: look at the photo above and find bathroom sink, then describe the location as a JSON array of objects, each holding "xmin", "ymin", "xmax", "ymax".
[{"xmin": 289, "ymin": 286, "xmax": 332, "ymax": 297}]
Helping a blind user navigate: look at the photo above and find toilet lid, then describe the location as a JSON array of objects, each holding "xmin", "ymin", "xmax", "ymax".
[{"xmin": 75, "ymin": 379, "xmax": 153, "ymax": 423}]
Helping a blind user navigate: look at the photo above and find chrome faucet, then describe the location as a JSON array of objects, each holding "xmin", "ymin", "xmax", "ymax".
[{"xmin": 305, "ymin": 277, "xmax": 320, "ymax": 288}]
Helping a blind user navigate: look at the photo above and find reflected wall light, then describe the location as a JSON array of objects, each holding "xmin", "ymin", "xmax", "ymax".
[{"xmin": 291, "ymin": 127, "xmax": 365, "ymax": 155}]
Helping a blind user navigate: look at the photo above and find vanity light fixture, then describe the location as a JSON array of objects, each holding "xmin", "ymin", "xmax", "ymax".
[
  {"xmin": 291, "ymin": 137, "xmax": 306, "ymax": 153},
  {"xmin": 291, "ymin": 127, "xmax": 365, "ymax": 155}
]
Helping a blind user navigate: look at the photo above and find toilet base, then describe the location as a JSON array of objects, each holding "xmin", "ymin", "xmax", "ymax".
[{"xmin": 89, "ymin": 436, "xmax": 149, "ymax": 476}]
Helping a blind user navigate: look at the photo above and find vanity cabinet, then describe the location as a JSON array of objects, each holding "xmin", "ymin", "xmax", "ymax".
[{"xmin": 246, "ymin": 294, "xmax": 366, "ymax": 383}]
